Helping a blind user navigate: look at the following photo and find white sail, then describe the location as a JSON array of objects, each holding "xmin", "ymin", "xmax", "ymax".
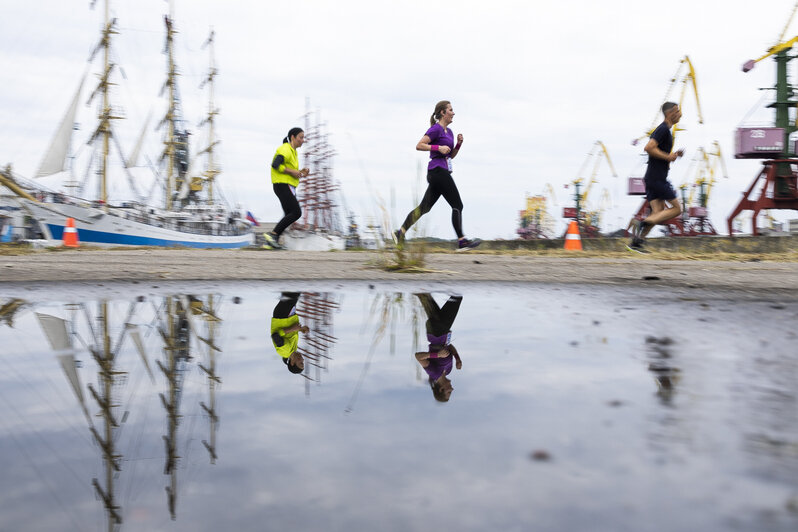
[
  {"xmin": 126, "ymin": 110, "xmax": 152, "ymax": 168},
  {"xmin": 128, "ymin": 325, "xmax": 155, "ymax": 383},
  {"xmin": 35, "ymin": 74, "xmax": 86, "ymax": 178},
  {"xmin": 57, "ymin": 353, "xmax": 91, "ymax": 422},
  {"xmin": 36, "ymin": 312, "xmax": 73, "ymax": 351}
]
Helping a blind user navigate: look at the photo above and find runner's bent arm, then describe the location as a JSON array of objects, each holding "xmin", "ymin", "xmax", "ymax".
[
  {"xmin": 272, "ymin": 153, "xmax": 309, "ymax": 179},
  {"xmin": 415, "ymin": 352, "xmax": 431, "ymax": 367},
  {"xmin": 450, "ymin": 133, "xmax": 463, "ymax": 159},
  {"xmin": 644, "ymin": 138, "xmax": 679, "ymax": 162},
  {"xmin": 417, "ymin": 135, "xmax": 451, "ymax": 155}
]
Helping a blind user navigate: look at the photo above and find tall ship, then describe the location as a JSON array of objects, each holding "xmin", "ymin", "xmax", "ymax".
[
  {"xmin": 0, "ymin": 1, "xmax": 253, "ymax": 248},
  {"xmin": 279, "ymin": 98, "xmax": 346, "ymax": 251}
]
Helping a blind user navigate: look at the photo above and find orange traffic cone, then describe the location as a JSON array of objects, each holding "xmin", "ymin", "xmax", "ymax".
[
  {"xmin": 63, "ymin": 218, "xmax": 79, "ymax": 248},
  {"xmin": 564, "ymin": 220, "xmax": 582, "ymax": 251}
]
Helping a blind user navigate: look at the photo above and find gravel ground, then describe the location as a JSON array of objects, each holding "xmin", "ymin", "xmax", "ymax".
[{"xmin": 0, "ymin": 248, "xmax": 797, "ymax": 298}]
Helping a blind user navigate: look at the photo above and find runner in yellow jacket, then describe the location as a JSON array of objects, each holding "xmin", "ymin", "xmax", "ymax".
[
  {"xmin": 263, "ymin": 127, "xmax": 310, "ymax": 249},
  {"xmin": 270, "ymin": 292, "xmax": 309, "ymax": 374}
]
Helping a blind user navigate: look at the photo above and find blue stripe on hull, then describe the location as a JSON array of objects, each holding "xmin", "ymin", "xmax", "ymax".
[{"xmin": 47, "ymin": 224, "xmax": 250, "ymax": 249}]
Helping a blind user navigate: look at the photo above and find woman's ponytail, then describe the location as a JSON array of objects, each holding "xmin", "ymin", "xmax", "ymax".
[
  {"xmin": 284, "ymin": 127, "xmax": 304, "ymax": 145},
  {"xmin": 430, "ymin": 100, "xmax": 451, "ymax": 126}
]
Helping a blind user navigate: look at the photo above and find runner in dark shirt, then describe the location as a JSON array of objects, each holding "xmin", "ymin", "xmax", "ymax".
[{"xmin": 627, "ymin": 102, "xmax": 685, "ymax": 253}]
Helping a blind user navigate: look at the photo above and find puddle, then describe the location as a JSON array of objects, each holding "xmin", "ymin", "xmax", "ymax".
[{"xmin": 0, "ymin": 282, "xmax": 796, "ymax": 531}]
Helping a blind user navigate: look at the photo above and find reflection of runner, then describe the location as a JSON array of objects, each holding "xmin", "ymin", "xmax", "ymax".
[
  {"xmin": 270, "ymin": 292, "xmax": 308, "ymax": 374},
  {"xmin": 627, "ymin": 102, "xmax": 685, "ymax": 254},
  {"xmin": 263, "ymin": 128, "xmax": 310, "ymax": 250},
  {"xmin": 414, "ymin": 293, "xmax": 463, "ymax": 402},
  {"xmin": 394, "ymin": 100, "xmax": 480, "ymax": 251}
]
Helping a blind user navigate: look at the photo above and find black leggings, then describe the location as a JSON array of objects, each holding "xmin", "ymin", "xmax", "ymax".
[
  {"xmin": 273, "ymin": 292, "xmax": 301, "ymax": 319},
  {"xmin": 400, "ymin": 167, "xmax": 464, "ymax": 238},
  {"xmin": 416, "ymin": 293, "xmax": 462, "ymax": 337},
  {"xmin": 273, "ymin": 183, "xmax": 302, "ymax": 236}
]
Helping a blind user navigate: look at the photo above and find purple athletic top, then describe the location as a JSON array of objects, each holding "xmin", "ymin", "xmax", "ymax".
[
  {"xmin": 425, "ymin": 123, "xmax": 454, "ymax": 172},
  {"xmin": 424, "ymin": 356, "xmax": 454, "ymax": 382},
  {"xmin": 427, "ymin": 331, "xmax": 451, "ymax": 349}
]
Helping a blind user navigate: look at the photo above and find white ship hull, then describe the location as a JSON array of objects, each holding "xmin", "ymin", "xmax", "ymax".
[
  {"xmin": 21, "ymin": 200, "xmax": 253, "ymax": 248},
  {"xmin": 281, "ymin": 229, "xmax": 345, "ymax": 251}
]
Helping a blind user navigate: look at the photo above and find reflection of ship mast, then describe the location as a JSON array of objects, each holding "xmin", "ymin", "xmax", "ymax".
[
  {"xmin": 156, "ymin": 296, "xmax": 190, "ymax": 520},
  {"xmin": 194, "ymin": 295, "xmax": 222, "ymax": 463},
  {"xmin": 88, "ymin": 302, "xmax": 125, "ymax": 530},
  {"xmin": 155, "ymin": 293, "xmax": 223, "ymax": 518},
  {"xmin": 296, "ymin": 292, "xmax": 340, "ymax": 394},
  {"xmin": 37, "ymin": 299, "xmax": 144, "ymax": 531}
]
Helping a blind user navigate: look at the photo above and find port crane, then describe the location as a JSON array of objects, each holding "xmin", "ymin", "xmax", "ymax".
[
  {"xmin": 632, "ymin": 55, "xmax": 704, "ymax": 147},
  {"xmin": 517, "ymin": 183, "xmax": 556, "ymax": 239},
  {"xmin": 728, "ymin": 1, "xmax": 798, "ymax": 235},
  {"xmin": 563, "ymin": 141, "xmax": 617, "ymax": 237}
]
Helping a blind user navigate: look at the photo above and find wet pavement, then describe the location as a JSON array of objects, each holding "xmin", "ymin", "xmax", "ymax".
[{"xmin": 0, "ymin": 281, "xmax": 796, "ymax": 531}]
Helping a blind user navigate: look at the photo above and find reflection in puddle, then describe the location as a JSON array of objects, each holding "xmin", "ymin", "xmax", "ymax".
[
  {"xmin": 415, "ymin": 293, "xmax": 463, "ymax": 402},
  {"xmin": 645, "ymin": 335, "xmax": 681, "ymax": 404},
  {"xmin": 0, "ymin": 285, "xmax": 796, "ymax": 531}
]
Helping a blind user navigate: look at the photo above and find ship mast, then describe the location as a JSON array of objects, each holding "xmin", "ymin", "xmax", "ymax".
[
  {"xmin": 88, "ymin": 0, "xmax": 121, "ymax": 213},
  {"xmin": 160, "ymin": 1, "xmax": 191, "ymax": 211},
  {"xmin": 162, "ymin": 4, "xmax": 177, "ymax": 211},
  {"xmin": 200, "ymin": 30, "xmax": 221, "ymax": 205},
  {"xmin": 299, "ymin": 98, "xmax": 339, "ymax": 232}
]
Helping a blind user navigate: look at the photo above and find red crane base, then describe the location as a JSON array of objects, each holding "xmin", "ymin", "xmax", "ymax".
[{"xmin": 727, "ymin": 159, "xmax": 798, "ymax": 236}]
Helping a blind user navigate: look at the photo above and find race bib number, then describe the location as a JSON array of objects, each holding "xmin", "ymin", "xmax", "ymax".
[{"xmin": 447, "ymin": 158, "xmax": 453, "ymax": 172}]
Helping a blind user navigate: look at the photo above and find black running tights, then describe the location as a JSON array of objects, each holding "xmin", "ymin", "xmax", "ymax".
[
  {"xmin": 400, "ymin": 167, "xmax": 464, "ymax": 238},
  {"xmin": 272, "ymin": 183, "xmax": 302, "ymax": 236},
  {"xmin": 416, "ymin": 293, "xmax": 462, "ymax": 337}
]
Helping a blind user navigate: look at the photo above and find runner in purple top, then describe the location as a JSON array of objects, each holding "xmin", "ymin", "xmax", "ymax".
[
  {"xmin": 414, "ymin": 293, "xmax": 463, "ymax": 402},
  {"xmin": 394, "ymin": 100, "xmax": 481, "ymax": 251}
]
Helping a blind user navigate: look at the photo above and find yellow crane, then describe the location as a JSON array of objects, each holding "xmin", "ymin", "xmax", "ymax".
[
  {"xmin": 584, "ymin": 188, "xmax": 613, "ymax": 233},
  {"xmin": 633, "ymin": 55, "xmax": 704, "ymax": 146},
  {"xmin": 694, "ymin": 141, "xmax": 727, "ymax": 208},
  {"xmin": 565, "ymin": 141, "xmax": 617, "ymax": 236},
  {"xmin": 518, "ymin": 183, "xmax": 557, "ymax": 239},
  {"xmin": 678, "ymin": 142, "xmax": 727, "ymax": 211},
  {"xmin": 743, "ymin": 1, "xmax": 798, "ymax": 76},
  {"xmin": 679, "ymin": 147, "xmax": 706, "ymax": 208},
  {"xmin": 572, "ymin": 140, "xmax": 617, "ymax": 205}
]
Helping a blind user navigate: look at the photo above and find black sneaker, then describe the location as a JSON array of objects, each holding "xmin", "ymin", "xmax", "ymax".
[
  {"xmin": 629, "ymin": 218, "xmax": 642, "ymax": 238},
  {"xmin": 263, "ymin": 232, "xmax": 284, "ymax": 250},
  {"xmin": 625, "ymin": 238, "xmax": 650, "ymax": 254},
  {"xmin": 392, "ymin": 229, "xmax": 405, "ymax": 247},
  {"xmin": 457, "ymin": 238, "xmax": 482, "ymax": 251}
]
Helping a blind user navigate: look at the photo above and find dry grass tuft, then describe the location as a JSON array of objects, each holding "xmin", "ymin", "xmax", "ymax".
[{"xmin": 0, "ymin": 243, "xmax": 37, "ymax": 256}]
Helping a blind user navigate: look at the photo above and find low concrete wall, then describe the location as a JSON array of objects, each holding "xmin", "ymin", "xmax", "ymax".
[{"xmin": 429, "ymin": 235, "xmax": 798, "ymax": 253}]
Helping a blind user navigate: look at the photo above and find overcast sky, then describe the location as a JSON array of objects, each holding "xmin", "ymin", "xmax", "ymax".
[{"xmin": 0, "ymin": 0, "xmax": 795, "ymax": 238}]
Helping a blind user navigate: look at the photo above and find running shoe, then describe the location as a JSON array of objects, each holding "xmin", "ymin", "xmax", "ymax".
[
  {"xmin": 625, "ymin": 239, "xmax": 650, "ymax": 254},
  {"xmin": 457, "ymin": 238, "xmax": 482, "ymax": 251},
  {"xmin": 392, "ymin": 229, "xmax": 404, "ymax": 247},
  {"xmin": 629, "ymin": 218, "xmax": 642, "ymax": 238},
  {"xmin": 263, "ymin": 232, "xmax": 284, "ymax": 250}
]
